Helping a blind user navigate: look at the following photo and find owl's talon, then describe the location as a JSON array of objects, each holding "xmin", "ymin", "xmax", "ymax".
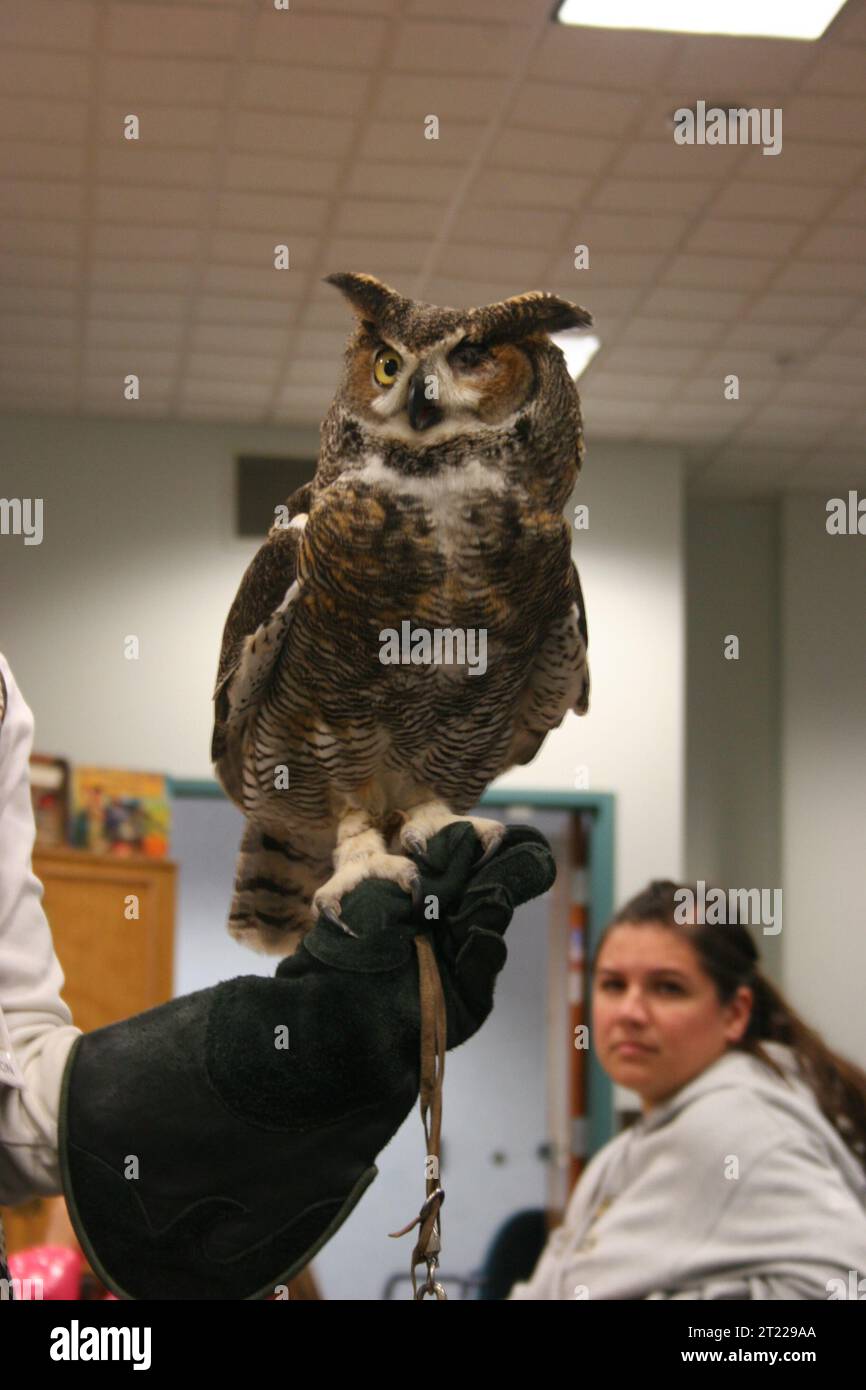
[
  {"xmin": 322, "ymin": 905, "xmax": 358, "ymax": 938},
  {"xmin": 402, "ymin": 828, "xmax": 428, "ymax": 856},
  {"xmin": 475, "ymin": 830, "xmax": 506, "ymax": 869},
  {"xmin": 410, "ymin": 874, "xmax": 423, "ymax": 910}
]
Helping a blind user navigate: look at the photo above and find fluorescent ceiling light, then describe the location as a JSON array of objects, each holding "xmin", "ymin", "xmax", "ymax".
[
  {"xmin": 555, "ymin": 0, "xmax": 847, "ymax": 41},
  {"xmin": 550, "ymin": 330, "xmax": 601, "ymax": 380}
]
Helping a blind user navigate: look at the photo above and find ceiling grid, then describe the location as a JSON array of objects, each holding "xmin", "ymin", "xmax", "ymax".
[{"xmin": 0, "ymin": 0, "xmax": 863, "ymax": 494}]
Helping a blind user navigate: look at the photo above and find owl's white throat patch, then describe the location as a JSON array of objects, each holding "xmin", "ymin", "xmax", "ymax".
[
  {"xmin": 356, "ymin": 453, "xmax": 508, "ymax": 499},
  {"xmin": 355, "ymin": 453, "xmax": 510, "ymax": 564}
]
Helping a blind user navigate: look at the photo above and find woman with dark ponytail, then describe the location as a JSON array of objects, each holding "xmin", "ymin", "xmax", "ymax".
[{"xmin": 509, "ymin": 880, "xmax": 866, "ymax": 1301}]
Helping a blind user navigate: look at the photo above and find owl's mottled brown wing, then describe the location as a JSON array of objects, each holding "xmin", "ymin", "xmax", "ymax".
[
  {"xmin": 507, "ymin": 561, "xmax": 590, "ymax": 768},
  {"xmin": 570, "ymin": 560, "xmax": 590, "ymax": 712},
  {"xmin": 211, "ymin": 482, "xmax": 313, "ymax": 769}
]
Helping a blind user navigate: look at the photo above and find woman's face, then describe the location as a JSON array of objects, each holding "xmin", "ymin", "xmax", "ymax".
[{"xmin": 592, "ymin": 923, "xmax": 753, "ymax": 1114}]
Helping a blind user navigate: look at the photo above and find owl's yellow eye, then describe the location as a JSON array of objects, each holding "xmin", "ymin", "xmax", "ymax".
[{"xmin": 373, "ymin": 347, "xmax": 402, "ymax": 387}]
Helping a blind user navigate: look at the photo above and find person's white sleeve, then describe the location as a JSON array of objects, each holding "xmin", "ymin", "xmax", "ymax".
[{"xmin": 0, "ymin": 654, "xmax": 82, "ymax": 1205}]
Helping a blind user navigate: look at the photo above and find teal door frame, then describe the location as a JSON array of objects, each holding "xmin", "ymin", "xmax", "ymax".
[
  {"xmin": 479, "ymin": 788, "xmax": 616, "ymax": 1156},
  {"xmin": 168, "ymin": 779, "xmax": 616, "ymax": 1155}
]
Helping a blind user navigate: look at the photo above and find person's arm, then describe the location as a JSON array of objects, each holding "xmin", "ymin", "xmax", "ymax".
[
  {"xmin": 0, "ymin": 654, "xmax": 81, "ymax": 1204},
  {"xmin": 669, "ymin": 1127, "xmax": 866, "ymax": 1301},
  {"xmin": 58, "ymin": 821, "xmax": 557, "ymax": 1299}
]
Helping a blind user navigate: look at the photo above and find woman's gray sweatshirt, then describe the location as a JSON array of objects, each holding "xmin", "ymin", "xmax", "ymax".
[{"xmin": 508, "ymin": 1040, "xmax": 866, "ymax": 1300}]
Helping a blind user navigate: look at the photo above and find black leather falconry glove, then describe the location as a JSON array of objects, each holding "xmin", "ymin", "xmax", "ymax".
[{"xmin": 59, "ymin": 821, "xmax": 556, "ymax": 1299}]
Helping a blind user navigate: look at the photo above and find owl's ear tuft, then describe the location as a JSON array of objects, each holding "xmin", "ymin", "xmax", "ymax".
[
  {"xmin": 323, "ymin": 271, "xmax": 402, "ymax": 325},
  {"xmin": 472, "ymin": 291, "xmax": 593, "ymax": 344}
]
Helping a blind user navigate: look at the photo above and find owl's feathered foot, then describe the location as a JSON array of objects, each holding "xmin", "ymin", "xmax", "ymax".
[
  {"xmin": 313, "ymin": 853, "xmax": 421, "ymax": 931},
  {"xmin": 398, "ymin": 801, "xmax": 506, "ymax": 868},
  {"xmin": 314, "ymin": 808, "xmax": 422, "ymax": 930}
]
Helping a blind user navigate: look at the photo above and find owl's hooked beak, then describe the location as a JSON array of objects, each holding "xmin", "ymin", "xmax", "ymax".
[{"xmin": 406, "ymin": 368, "xmax": 443, "ymax": 432}]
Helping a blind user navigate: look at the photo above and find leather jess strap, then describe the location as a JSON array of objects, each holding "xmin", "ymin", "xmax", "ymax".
[{"xmin": 388, "ymin": 933, "xmax": 447, "ymax": 1299}]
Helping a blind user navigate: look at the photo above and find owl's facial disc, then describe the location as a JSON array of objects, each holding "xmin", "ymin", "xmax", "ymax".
[{"xmin": 363, "ymin": 332, "xmax": 533, "ymax": 443}]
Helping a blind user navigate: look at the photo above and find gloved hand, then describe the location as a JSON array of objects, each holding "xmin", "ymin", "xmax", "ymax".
[{"xmin": 59, "ymin": 822, "xmax": 555, "ymax": 1300}]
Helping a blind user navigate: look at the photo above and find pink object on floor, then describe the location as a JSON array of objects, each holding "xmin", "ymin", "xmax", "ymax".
[{"xmin": 8, "ymin": 1245, "xmax": 84, "ymax": 1299}]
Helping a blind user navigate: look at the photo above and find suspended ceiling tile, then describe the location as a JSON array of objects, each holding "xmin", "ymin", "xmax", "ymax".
[
  {"xmin": 685, "ymin": 217, "xmax": 804, "ymax": 257},
  {"xmin": 707, "ymin": 180, "xmax": 837, "ymax": 221},
  {"xmin": 613, "ymin": 140, "xmax": 742, "ymax": 179},
  {"xmin": 89, "ymin": 260, "xmax": 197, "ymax": 290},
  {"xmin": 233, "ymin": 112, "xmax": 356, "ymax": 160},
  {"xmin": 214, "ymin": 192, "xmax": 328, "ymax": 235},
  {"xmin": 96, "ymin": 146, "xmax": 212, "ymax": 187},
  {"xmin": 661, "ymin": 253, "xmax": 775, "ymax": 290},
  {"xmin": 641, "ymin": 286, "xmax": 750, "ymax": 321},
  {"xmin": 239, "ymin": 65, "xmax": 371, "ymax": 116},
  {"xmin": 510, "ymin": 82, "xmax": 642, "ymax": 137},
  {"xmin": 95, "ymin": 185, "xmax": 206, "ymax": 224},
  {"xmin": 738, "ymin": 141, "xmax": 863, "ymax": 183},
  {"xmin": 798, "ymin": 223, "xmax": 866, "ymax": 260},
  {"xmin": 528, "ymin": 25, "xmax": 675, "ymax": 89},
  {"xmin": 803, "ymin": 43, "xmax": 866, "ymax": 95},
  {"xmin": 92, "ymin": 225, "xmax": 201, "ymax": 260},
  {"xmin": 0, "ymin": 0, "xmax": 96, "ymax": 49},
  {"xmin": 772, "ymin": 259, "xmax": 866, "ymax": 293},
  {"xmin": 470, "ymin": 168, "xmax": 591, "ymax": 208},
  {"xmin": 489, "ymin": 127, "xmax": 618, "ymax": 175},
  {"xmin": 86, "ymin": 319, "xmax": 185, "ymax": 348},
  {"xmin": 747, "ymin": 290, "xmax": 852, "ymax": 324},
  {"xmin": 590, "ymin": 178, "xmax": 715, "ymax": 215},
  {"xmin": 251, "ymin": 10, "xmax": 389, "ymax": 69},
  {"xmin": 107, "ymin": 4, "xmax": 246, "ymax": 59},
  {"xmin": 390, "ymin": 20, "xmax": 531, "ymax": 76},
  {"xmin": 375, "ymin": 73, "xmax": 509, "ymax": 121},
  {"xmin": 225, "ymin": 154, "xmax": 343, "ymax": 195},
  {"xmin": 0, "ymin": 49, "xmax": 91, "ymax": 99},
  {"xmin": 663, "ymin": 35, "xmax": 814, "ymax": 92},
  {"xmin": 104, "ymin": 56, "xmax": 232, "ymax": 106}
]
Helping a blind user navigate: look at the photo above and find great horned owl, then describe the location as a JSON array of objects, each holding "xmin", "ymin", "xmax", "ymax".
[{"xmin": 211, "ymin": 271, "xmax": 592, "ymax": 955}]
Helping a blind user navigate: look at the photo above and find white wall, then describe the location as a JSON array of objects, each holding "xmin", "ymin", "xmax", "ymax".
[
  {"xmin": 498, "ymin": 441, "xmax": 687, "ymax": 905},
  {"xmin": 685, "ymin": 499, "xmax": 782, "ymax": 980},
  {"xmin": 0, "ymin": 414, "xmax": 687, "ymax": 909},
  {"xmin": 781, "ymin": 494, "xmax": 866, "ymax": 1066},
  {"xmin": 684, "ymin": 491, "xmax": 866, "ymax": 1067},
  {"xmin": 0, "ymin": 411, "xmax": 321, "ymax": 779}
]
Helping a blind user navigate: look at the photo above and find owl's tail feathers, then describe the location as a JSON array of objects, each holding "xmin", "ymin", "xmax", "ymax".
[{"xmin": 227, "ymin": 823, "xmax": 329, "ymax": 958}]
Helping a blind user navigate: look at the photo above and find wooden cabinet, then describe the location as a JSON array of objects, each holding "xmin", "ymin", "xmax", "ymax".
[
  {"xmin": 1, "ymin": 848, "xmax": 176, "ymax": 1264},
  {"xmin": 31, "ymin": 847, "xmax": 175, "ymax": 1031}
]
